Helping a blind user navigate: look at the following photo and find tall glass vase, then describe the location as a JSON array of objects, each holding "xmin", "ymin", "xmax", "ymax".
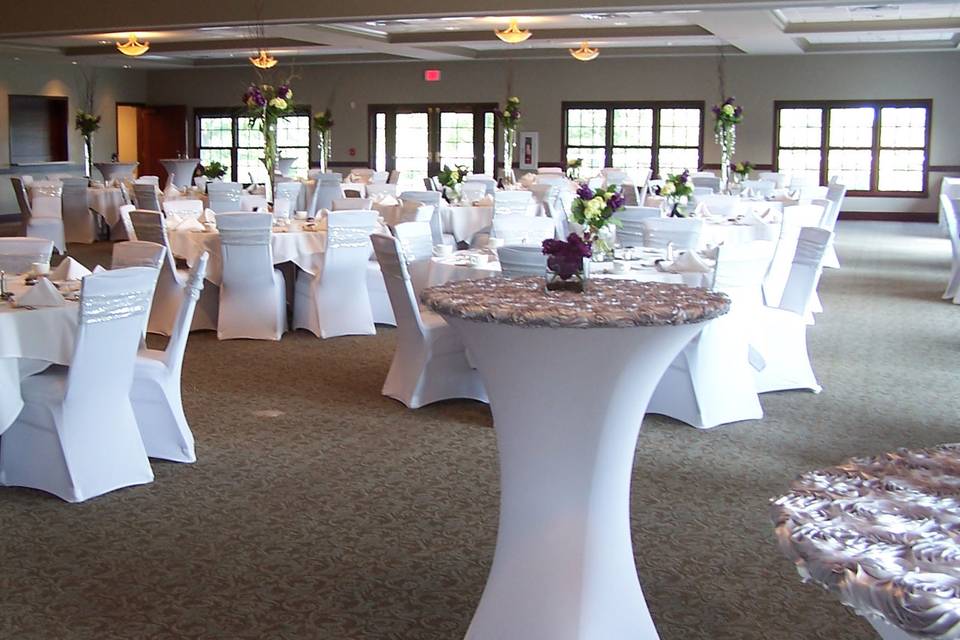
[
  {"xmin": 503, "ymin": 128, "xmax": 517, "ymax": 183},
  {"xmin": 317, "ymin": 130, "xmax": 331, "ymax": 174},
  {"xmin": 716, "ymin": 124, "xmax": 736, "ymax": 194},
  {"xmin": 263, "ymin": 116, "xmax": 279, "ymax": 205},
  {"xmin": 83, "ymin": 134, "xmax": 93, "ymax": 178}
]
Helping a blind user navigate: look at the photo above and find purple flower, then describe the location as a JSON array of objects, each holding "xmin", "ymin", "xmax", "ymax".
[
  {"xmin": 724, "ymin": 96, "xmax": 736, "ymax": 105},
  {"xmin": 278, "ymin": 85, "xmax": 290, "ymax": 99},
  {"xmin": 711, "ymin": 106, "xmax": 721, "ymax": 115},
  {"xmin": 542, "ymin": 233, "xmax": 592, "ymax": 279},
  {"xmin": 679, "ymin": 170, "xmax": 690, "ymax": 184},
  {"xmin": 608, "ymin": 190, "xmax": 625, "ymax": 211},
  {"xmin": 734, "ymin": 106, "xmax": 743, "ymax": 117},
  {"xmin": 576, "ymin": 183, "xmax": 594, "ymax": 200}
]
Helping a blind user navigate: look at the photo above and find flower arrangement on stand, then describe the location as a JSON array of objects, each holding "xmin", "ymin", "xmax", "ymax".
[
  {"xmin": 569, "ymin": 183, "xmax": 624, "ymax": 257},
  {"xmin": 202, "ymin": 161, "xmax": 227, "ymax": 180},
  {"xmin": 566, "ymin": 158, "xmax": 583, "ymax": 181},
  {"xmin": 542, "ymin": 234, "xmax": 593, "ymax": 293},
  {"xmin": 655, "ymin": 171, "xmax": 695, "ymax": 217},
  {"xmin": 496, "ymin": 96, "xmax": 521, "ymax": 183},
  {"xmin": 712, "ymin": 97, "xmax": 743, "ymax": 192},
  {"xmin": 731, "ymin": 160, "xmax": 753, "ymax": 184},
  {"xmin": 75, "ymin": 111, "xmax": 101, "ymax": 178},
  {"xmin": 313, "ymin": 109, "xmax": 334, "ymax": 173},
  {"xmin": 438, "ymin": 164, "xmax": 468, "ymax": 204},
  {"xmin": 242, "ymin": 82, "xmax": 295, "ymax": 205}
]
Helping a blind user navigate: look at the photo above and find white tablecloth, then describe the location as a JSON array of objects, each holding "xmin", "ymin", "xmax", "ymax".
[
  {"xmin": 0, "ymin": 280, "xmax": 79, "ymax": 433},
  {"xmin": 87, "ymin": 187, "xmax": 125, "ymax": 226},
  {"xmin": 440, "ymin": 206, "xmax": 494, "ymax": 244},
  {"xmin": 167, "ymin": 222, "xmax": 328, "ymax": 285}
]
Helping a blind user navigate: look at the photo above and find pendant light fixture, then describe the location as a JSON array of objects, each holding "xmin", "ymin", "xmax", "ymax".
[
  {"xmin": 116, "ymin": 34, "xmax": 150, "ymax": 57},
  {"xmin": 495, "ymin": 19, "xmax": 532, "ymax": 44},
  {"xmin": 249, "ymin": 49, "xmax": 278, "ymax": 69},
  {"xmin": 569, "ymin": 41, "xmax": 599, "ymax": 61}
]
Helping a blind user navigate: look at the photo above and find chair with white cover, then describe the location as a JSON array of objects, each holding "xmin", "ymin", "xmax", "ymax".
[
  {"xmin": 460, "ymin": 182, "xmax": 487, "ymax": 203},
  {"xmin": 366, "ymin": 183, "xmax": 397, "ymax": 199},
  {"xmin": 742, "ymin": 179, "xmax": 776, "ymax": 196},
  {"xmin": 371, "ymin": 233, "xmax": 487, "ymax": 409},
  {"xmin": 763, "ymin": 204, "xmax": 825, "ymax": 312},
  {"xmin": 697, "ymin": 194, "xmax": 739, "ymax": 217},
  {"xmin": 798, "ymin": 185, "xmax": 829, "ymax": 202},
  {"xmin": 0, "ymin": 237, "xmax": 54, "ymax": 274},
  {"xmin": 387, "ymin": 170, "xmax": 400, "ymax": 184},
  {"xmin": 494, "ymin": 190, "xmax": 534, "ymax": 217},
  {"xmin": 400, "ymin": 190, "xmax": 442, "ymax": 207},
  {"xmin": 692, "ymin": 176, "xmax": 722, "ymax": 193},
  {"xmin": 136, "ymin": 175, "xmax": 161, "ymax": 187},
  {"xmin": 618, "ymin": 206, "xmax": 662, "ymax": 246},
  {"xmin": 112, "ymin": 240, "xmax": 165, "ymax": 270},
  {"xmin": 939, "ymin": 177, "xmax": 960, "ymax": 233},
  {"xmin": 601, "ymin": 168, "xmax": 630, "ymax": 187},
  {"xmin": 753, "ymin": 227, "xmax": 832, "ymax": 393},
  {"xmin": 207, "ymin": 182, "xmax": 243, "ymax": 214},
  {"xmin": 941, "ymin": 195, "xmax": 960, "ymax": 304},
  {"xmin": 274, "ymin": 181, "xmax": 303, "ymax": 217},
  {"xmin": 692, "ymin": 187, "xmax": 714, "ymax": 198},
  {"xmin": 216, "ymin": 213, "xmax": 286, "ymax": 340},
  {"xmin": 342, "ymin": 183, "xmax": 366, "ymax": 199},
  {"xmin": 528, "ymin": 183, "xmax": 558, "ymax": 217},
  {"xmin": 464, "ymin": 176, "xmax": 498, "ymax": 196},
  {"xmin": 393, "ymin": 220, "xmax": 434, "ymax": 296},
  {"xmin": 131, "ymin": 252, "xmax": 209, "ymax": 463},
  {"xmin": 498, "ymin": 245, "xmax": 548, "ymax": 277},
  {"xmin": 310, "ymin": 177, "xmax": 345, "ymax": 215},
  {"xmin": 758, "ymin": 172, "xmax": 788, "ymax": 189},
  {"xmin": 118, "ymin": 204, "xmax": 137, "ymax": 241},
  {"xmin": 542, "ymin": 188, "xmax": 570, "ymax": 239},
  {"xmin": 0, "ymin": 267, "xmax": 159, "ymax": 502},
  {"xmin": 293, "ymin": 211, "xmax": 378, "ymax": 338},
  {"xmin": 11, "ymin": 177, "xmax": 65, "ymax": 254},
  {"xmin": 537, "ymin": 174, "xmax": 568, "ymax": 187},
  {"xmin": 371, "ymin": 171, "xmax": 389, "ymax": 184},
  {"xmin": 133, "ymin": 183, "xmax": 162, "ymax": 211},
  {"xmin": 61, "ymin": 183, "xmax": 98, "ymax": 244},
  {"xmin": 400, "ymin": 191, "xmax": 454, "ymax": 246},
  {"xmin": 820, "ymin": 182, "xmax": 847, "ymax": 268},
  {"xmin": 642, "ymin": 217, "xmax": 704, "ymax": 250},
  {"xmin": 491, "ymin": 216, "xmax": 555, "ymax": 245},
  {"xmin": 332, "ymin": 198, "xmax": 372, "ymax": 211},
  {"xmin": 163, "ymin": 198, "xmax": 203, "ymax": 218},
  {"xmin": 648, "ymin": 241, "xmax": 773, "ymax": 429}
]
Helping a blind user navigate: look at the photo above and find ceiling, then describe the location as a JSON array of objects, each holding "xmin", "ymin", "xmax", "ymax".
[{"xmin": 0, "ymin": 2, "xmax": 957, "ymax": 68}]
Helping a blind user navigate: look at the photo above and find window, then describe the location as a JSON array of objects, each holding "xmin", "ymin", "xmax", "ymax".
[
  {"xmin": 775, "ymin": 101, "xmax": 930, "ymax": 195},
  {"xmin": 562, "ymin": 102, "xmax": 704, "ymax": 182},
  {"xmin": 196, "ymin": 109, "xmax": 311, "ymax": 182}
]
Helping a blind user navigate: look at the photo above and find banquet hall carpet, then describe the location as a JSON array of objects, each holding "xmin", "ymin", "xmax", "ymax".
[{"xmin": 1, "ymin": 221, "xmax": 958, "ymax": 640}]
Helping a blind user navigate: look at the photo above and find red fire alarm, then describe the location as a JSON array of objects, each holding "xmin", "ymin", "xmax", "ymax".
[{"xmin": 424, "ymin": 69, "xmax": 441, "ymax": 82}]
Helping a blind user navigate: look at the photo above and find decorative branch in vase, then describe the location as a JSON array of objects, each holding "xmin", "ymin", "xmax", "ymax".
[
  {"xmin": 655, "ymin": 171, "xmax": 695, "ymax": 217},
  {"xmin": 242, "ymin": 81, "xmax": 295, "ymax": 205},
  {"xmin": 711, "ymin": 97, "xmax": 743, "ymax": 192},
  {"xmin": 313, "ymin": 109, "xmax": 334, "ymax": 174},
  {"xmin": 438, "ymin": 164, "xmax": 468, "ymax": 204},
  {"xmin": 74, "ymin": 111, "xmax": 101, "ymax": 178},
  {"xmin": 495, "ymin": 96, "xmax": 521, "ymax": 183}
]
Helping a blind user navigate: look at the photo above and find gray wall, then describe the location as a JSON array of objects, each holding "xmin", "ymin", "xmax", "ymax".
[{"xmin": 0, "ymin": 61, "xmax": 148, "ymax": 214}]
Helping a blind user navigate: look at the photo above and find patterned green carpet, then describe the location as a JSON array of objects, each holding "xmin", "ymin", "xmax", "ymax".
[{"xmin": 1, "ymin": 221, "xmax": 957, "ymax": 639}]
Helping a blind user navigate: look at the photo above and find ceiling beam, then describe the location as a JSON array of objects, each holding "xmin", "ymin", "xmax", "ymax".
[
  {"xmin": 784, "ymin": 17, "xmax": 960, "ymax": 35},
  {"xmin": 693, "ymin": 10, "xmax": 803, "ymax": 54},
  {"xmin": 271, "ymin": 25, "xmax": 476, "ymax": 60},
  {"xmin": 62, "ymin": 38, "xmax": 316, "ymax": 57},
  {"xmin": 387, "ymin": 25, "xmax": 710, "ymax": 44}
]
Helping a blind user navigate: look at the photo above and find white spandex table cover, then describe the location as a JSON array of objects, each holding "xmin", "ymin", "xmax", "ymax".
[
  {"xmin": 422, "ymin": 277, "xmax": 729, "ymax": 640},
  {"xmin": 168, "ymin": 222, "xmax": 327, "ymax": 285},
  {"xmin": 0, "ymin": 280, "xmax": 78, "ymax": 432}
]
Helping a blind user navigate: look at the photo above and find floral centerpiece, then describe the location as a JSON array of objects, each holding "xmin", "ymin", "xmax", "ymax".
[
  {"xmin": 731, "ymin": 160, "xmax": 753, "ymax": 183},
  {"xmin": 75, "ymin": 110, "xmax": 100, "ymax": 178},
  {"xmin": 566, "ymin": 157, "xmax": 583, "ymax": 181},
  {"xmin": 712, "ymin": 97, "xmax": 743, "ymax": 191},
  {"xmin": 495, "ymin": 96, "xmax": 521, "ymax": 182},
  {"xmin": 313, "ymin": 109, "xmax": 334, "ymax": 173},
  {"xmin": 542, "ymin": 233, "xmax": 593, "ymax": 293},
  {"xmin": 569, "ymin": 183, "xmax": 624, "ymax": 256},
  {"xmin": 438, "ymin": 164, "xmax": 468, "ymax": 204},
  {"xmin": 655, "ymin": 170, "xmax": 694, "ymax": 217},
  {"xmin": 202, "ymin": 161, "xmax": 227, "ymax": 180},
  {"xmin": 242, "ymin": 82, "xmax": 295, "ymax": 203}
]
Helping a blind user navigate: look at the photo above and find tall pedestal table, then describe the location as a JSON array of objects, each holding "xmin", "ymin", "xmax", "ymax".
[{"xmin": 422, "ymin": 277, "xmax": 730, "ymax": 640}]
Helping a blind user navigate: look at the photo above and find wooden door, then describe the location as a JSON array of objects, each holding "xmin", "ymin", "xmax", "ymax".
[{"xmin": 138, "ymin": 105, "xmax": 188, "ymax": 181}]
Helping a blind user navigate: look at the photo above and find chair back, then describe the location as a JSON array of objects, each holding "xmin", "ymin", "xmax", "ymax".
[
  {"xmin": 163, "ymin": 199, "xmax": 203, "ymax": 218},
  {"xmin": 536, "ymin": 174, "xmax": 567, "ymax": 187},
  {"xmin": 61, "ymin": 183, "xmax": 94, "ymax": 243},
  {"xmin": 498, "ymin": 245, "xmax": 547, "ymax": 278},
  {"xmin": 26, "ymin": 181, "xmax": 62, "ymax": 219},
  {"xmin": 310, "ymin": 179, "xmax": 345, "ymax": 215},
  {"xmin": 135, "ymin": 176, "xmax": 161, "ymax": 187},
  {"xmin": 10, "ymin": 177, "xmax": 33, "ymax": 222},
  {"xmin": 400, "ymin": 191, "xmax": 442, "ymax": 207},
  {"xmin": 66, "ymin": 267, "xmax": 159, "ymax": 414},
  {"xmin": 0, "ymin": 237, "xmax": 54, "ymax": 273},
  {"xmin": 742, "ymin": 179, "xmax": 776, "ymax": 196},
  {"xmin": 274, "ymin": 181, "xmax": 303, "ymax": 209},
  {"xmin": 133, "ymin": 183, "xmax": 162, "ymax": 211},
  {"xmin": 941, "ymin": 195, "xmax": 960, "ymax": 260},
  {"xmin": 112, "ymin": 240, "xmax": 166, "ymax": 269},
  {"xmin": 460, "ymin": 182, "xmax": 487, "ymax": 203},
  {"xmin": 619, "ymin": 206, "xmax": 662, "ymax": 246},
  {"xmin": 61, "ymin": 177, "xmax": 89, "ymax": 188},
  {"xmin": 494, "ymin": 190, "xmax": 533, "ymax": 217},
  {"xmin": 692, "ymin": 187, "xmax": 713, "ymax": 198},
  {"xmin": 641, "ymin": 217, "xmax": 704, "ymax": 250},
  {"xmin": 822, "ymin": 182, "xmax": 847, "ymax": 231},
  {"xmin": 371, "ymin": 233, "xmax": 426, "ymax": 338},
  {"xmin": 118, "ymin": 204, "xmax": 137, "ymax": 240},
  {"xmin": 713, "ymin": 240, "xmax": 776, "ymax": 313},
  {"xmin": 366, "ymin": 183, "xmax": 397, "ymax": 199},
  {"xmin": 393, "ymin": 221, "xmax": 434, "ymax": 261},
  {"xmin": 784, "ymin": 204, "xmax": 826, "ymax": 229},
  {"xmin": 371, "ymin": 171, "xmax": 389, "ymax": 184},
  {"xmin": 691, "ymin": 176, "xmax": 721, "ymax": 193},
  {"xmin": 159, "ymin": 250, "xmax": 207, "ymax": 374},
  {"xmin": 464, "ymin": 176, "xmax": 498, "ymax": 196},
  {"xmin": 492, "ymin": 216, "xmax": 555, "ymax": 245},
  {"xmin": 798, "ymin": 185, "xmax": 828, "ymax": 202},
  {"xmin": 758, "ymin": 172, "xmax": 788, "ymax": 189},
  {"xmin": 322, "ymin": 210, "xmax": 378, "ymax": 285},
  {"xmin": 342, "ymin": 183, "xmax": 365, "ymax": 198},
  {"xmin": 697, "ymin": 194, "xmax": 740, "ymax": 217},
  {"xmin": 216, "ymin": 213, "xmax": 275, "ymax": 289},
  {"xmin": 601, "ymin": 168, "xmax": 630, "ymax": 187},
  {"xmin": 542, "ymin": 191, "xmax": 569, "ymax": 239},
  {"xmin": 332, "ymin": 198, "xmax": 373, "ymax": 211},
  {"xmin": 779, "ymin": 227, "xmax": 832, "ymax": 316},
  {"xmin": 207, "ymin": 182, "xmax": 243, "ymax": 214}
]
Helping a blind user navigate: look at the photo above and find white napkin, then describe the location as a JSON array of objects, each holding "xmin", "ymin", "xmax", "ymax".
[
  {"xmin": 50, "ymin": 257, "xmax": 91, "ymax": 281},
  {"xmin": 670, "ymin": 251, "xmax": 713, "ymax": 273},
  {"xmin": 742, "ymin": 209, "xmax": 770, "ymax": 226},
  {"xmin": 165, "ymin": 213, "xmax": 184, "ymax": 229},
  {"xmin": 199, "ymin": 208, "xmax": 217, "ymax": 223},
  {"xmin": 92, "ymin": 265, "xmax": 107, "ymax": 273},
  {"xmin": 163, "ymin": 183, "xmax": 181, "ymax": 202},
  {"xmin": 375, "ymin": 194, "xmax": 399, "ymax": 206},
  {"xmin": 17, "ymin": 278, "xmax": 65, "ymax": 307},
  {"xmin": 694, "ymin": 202, "xmax": 712, "ymax": 217},
  {"xmin": 177, "ymin": 217, "xmax": 205, "ymax": 232}
]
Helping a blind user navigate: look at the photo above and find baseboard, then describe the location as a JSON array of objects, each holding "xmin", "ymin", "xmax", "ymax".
[{"xmin": 839, "ymin": 210, "xmax": 937, "ymax": 223}]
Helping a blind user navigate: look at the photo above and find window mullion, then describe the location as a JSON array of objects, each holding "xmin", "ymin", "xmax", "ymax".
[
  {"xmin": 870, "ymin": 106, "xmax": 882, "ymax": 192},
  {"xmin": 820, "ymin": 108, "xmax": 830, "ymax": 186},
  {"xmin": 652, "ymin": 108, "xmax": 661, "ymax": 178}
]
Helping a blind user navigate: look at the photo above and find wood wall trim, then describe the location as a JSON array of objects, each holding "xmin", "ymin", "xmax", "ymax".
[{"xmin": 839, "ymin": 210, "xmax": 937, "ymax": 223}]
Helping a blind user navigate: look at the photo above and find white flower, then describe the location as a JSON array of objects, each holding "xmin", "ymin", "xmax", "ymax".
[
  {"xmin": 661, "ymin": 182, "xmax": 676, "ymax": 196},
  {"xmin": 269, "ymin": 98, "xmax": 288, "ymax": 110}
]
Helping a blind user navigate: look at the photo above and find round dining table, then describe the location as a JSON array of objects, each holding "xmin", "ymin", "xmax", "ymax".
[
  {"xmin": 0, "ymin": 279, "xmax": 78, "ymax": 433},
  {"xmin": 422, "ymin": 277, "xmax": 730, "ymax": 640}
]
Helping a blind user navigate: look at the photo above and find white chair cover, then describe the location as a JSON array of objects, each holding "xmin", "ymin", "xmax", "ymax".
[
  {"xmin": 691, "ymin": 176, "xmax": 721, "ymax": 193},
  {"xmin": 697, "ymin": 194, "xmax": 740, "ymax": 217},
  {"xmin": 131, "ymin": 252, "xmax": 209, "ymax": 463},
  {"xmin": 742, "ymin": 180, "xmax": 776, "ymax": 196},
  {"xmin": 641, "ymin": 217, "xmax": 704, "ymax": 250},
  {"xmin": 494, "ymin": 190, "xmax": 533, "ymax": 217},
  {"xmin": 0, "ymin": 237, "xmax": 55, "ymax": 274},
  {"xmin": 293, "ymin": 210, "xmax": 378, "ymax": 338},
  {"xmin": 309, "ymin": 178, "xmax": 345, "ymax": 216},
  {"xmin": 758, "ymin": 172, "xmax": 789, "ymax": 189},
  {"xmin": 491, "ymin": 216, "xmax": 555, "ymax": 245},
  {"xmin": 366, "ymin": 183, "xmax": 397, "ymax": 199},
  {"xmin": 215, "ymin": 213, "xmax": 286, "ymax": 340},
  {"xmin": 820, "ymin": 182, "xmax": 847, "ymax": 269},
  {"xmin": 460, "ymin": 182, "xmax": 488, "ymax": 203},
  {"xmin": 118, "ymin": 204, "xmax": 137, "ymax": 241},
  {"xmin": 332, "ymin": 198, "xmax": 373, "ymax": 211},
  {"xmin": 207, "ymin": 182, "xmax": 243, "ymax": 214},
  {"xmin": 133, "ymin": 183, "xmax": 162, "ymax": 211},
  {"xmin": 136, "ymin": 175, "xmax": 161, "ymax": 187},
  {"xmin": 464, "ymin": 176, "xmax": 498, "ymax": 196},
  {"xmin": 371, "ymin": 171, "xmax": 390, "ymax": 184},
  {"xmin": 400, "ymin": 192, "xmax": 452, "ymax": 246},
  {"xmin": 62, "ymin": 183, "xmax": 97, "ymax": 244},
  {"xmin": 0, "ymin": 267, "xmax": 159, "ymax": 502},
  {"xmin": 163, "ymin": 199, "xmax": 203, "ymax": 218},
  {"xmin": 601, "ymin": 168, "xmax": 630, "ymax": 187},
  {"xmin": 940, "ymin": 195, "xmax": 960, "ymax": 304},
  {"xmin": 371, "ymin": 233, "xmax": 487, "ymax": 408},
  {"xmin": 498, "ymin": 245, "xmax": 548, "ymax": 278},
  {"xmin": 393, "ymin": 221, "xmax": 434, "ymax": 297},
  {"xmin": 619, "ymin": 206, "xmax": 662, "ymax": 247},
  {"xmin": 11, "ymin": 177, "xmax": 65, "ymax": 254}
]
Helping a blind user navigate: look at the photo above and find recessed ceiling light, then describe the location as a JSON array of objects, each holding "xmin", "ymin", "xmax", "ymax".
[
  {"xmin": 13, "ymin": 56, "xmax": 20, "ymax": 61},
  {"xmin": 444, "ymin": 26, "xmax": 460, "ymax": 31},
  {"xmin": 98, "ymin": 40, "xmax": 110, "ymax": 45},
  {"xmin": 365, "ymin": 21, "xmax": 387, "ymax": 27},
  {"xmin": 666, "ymin": 41, "xmax": 673, "ymax": 46},
  {"xmin": 123, "ymin": 64, "xmax": 131, "ymax": 69},
  {"xmin": 71, "ymin": 60, "xmax": 78, "ymax": 65},
  {"xmin": 614, "ymin": 21, "xmax": 627, "ymax": 26}
]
